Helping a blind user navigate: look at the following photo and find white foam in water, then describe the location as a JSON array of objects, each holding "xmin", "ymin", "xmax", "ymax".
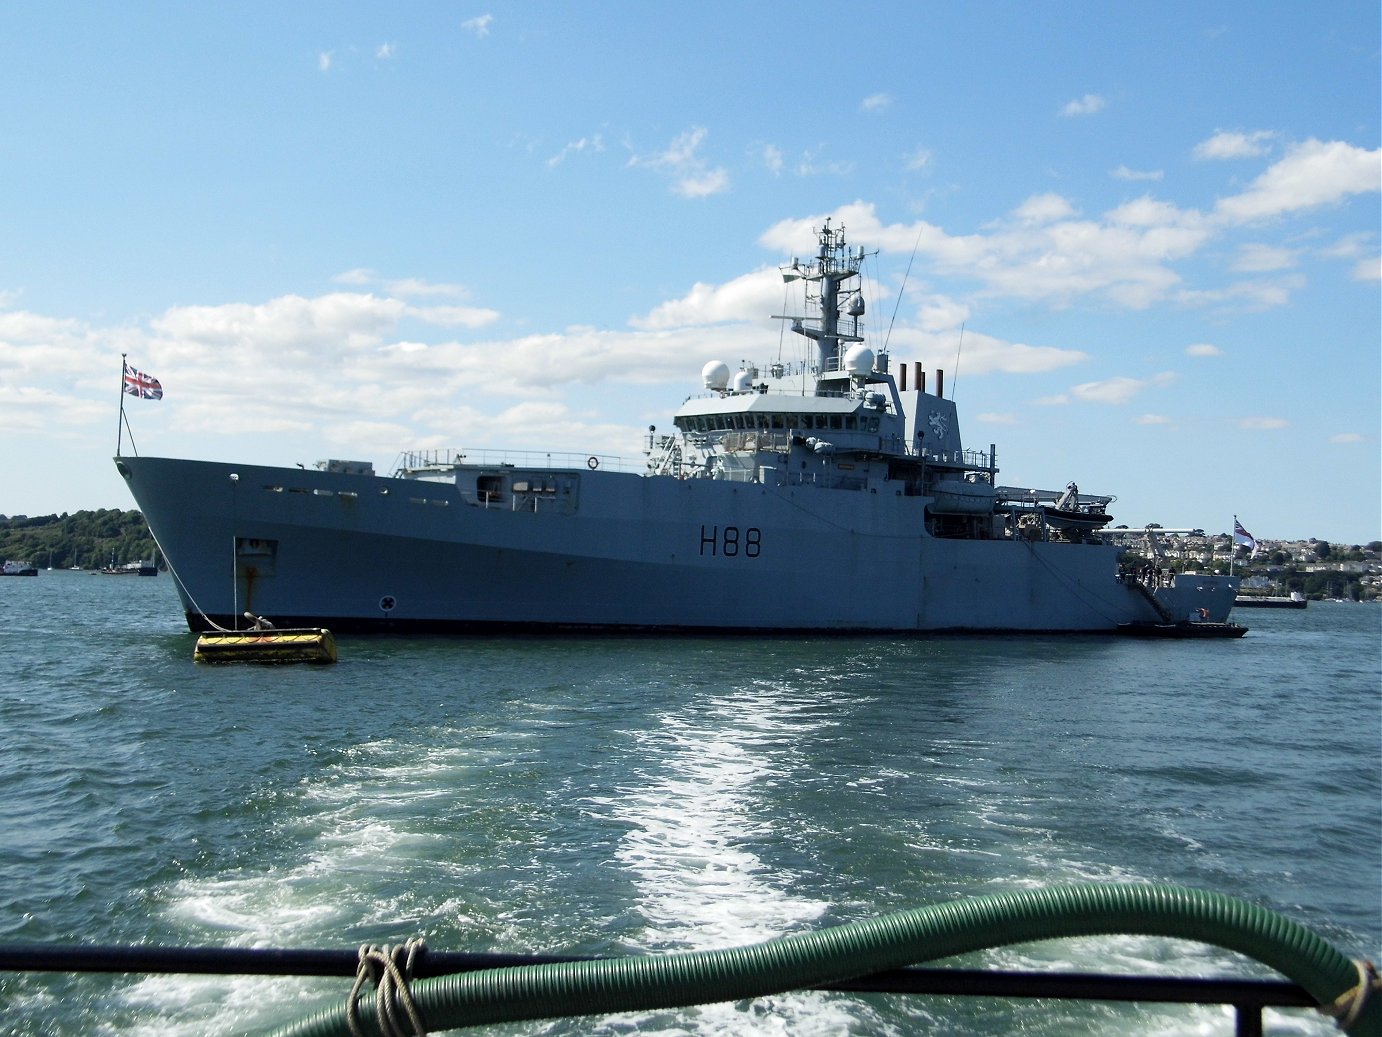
[
  {"xmin": 119, "ymin": 973, "xmax": 338, "ymax": 1037},
  {"xmin": 113, "ymin": 731, "xmax": 504, "ymax": 1034},
  {"xmin": 584, "ymin": 682, "xmax": 905, "ymax": 1034},
  {"xmin": 607, "ymin": 685, "xmax": 827, "ymax": 945}
]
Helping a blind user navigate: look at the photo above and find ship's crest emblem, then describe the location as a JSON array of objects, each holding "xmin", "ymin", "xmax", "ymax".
[{"xmin": 928, "ymin": 411, "xmax": 949, "ymax": 439}]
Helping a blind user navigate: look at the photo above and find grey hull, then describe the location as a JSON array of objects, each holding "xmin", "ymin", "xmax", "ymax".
[{"xmin": 116, "ymin": 455, "xmax": 1238, "ymax": 635}]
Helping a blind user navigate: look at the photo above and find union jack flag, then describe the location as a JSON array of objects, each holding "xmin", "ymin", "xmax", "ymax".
[
  {"xmin": 123, "ymin": 363, "xmax": 163, "ymax": 400},
  {"xmin": 1233, "ymin": 517, "xmax": 1257, "ymax": 556}
]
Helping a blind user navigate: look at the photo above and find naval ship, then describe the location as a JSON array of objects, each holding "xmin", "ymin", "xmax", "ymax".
[{"xmin": 115, "ymin": 222, "xmax": 1238, "ymax": 634}]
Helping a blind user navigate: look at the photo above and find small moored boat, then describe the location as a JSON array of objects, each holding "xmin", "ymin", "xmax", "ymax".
[
  {"xmin": 1039, "ymin": 482, "xmax": 1114, "ymax": 533},
  {"xmin": 1233, "ymin": 591, "xmax": 1307, "ymax": 609}
]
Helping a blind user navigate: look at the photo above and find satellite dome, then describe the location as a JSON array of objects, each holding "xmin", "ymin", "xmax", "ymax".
[
  {"xmin": 843, "ymin": 345, "xmax": 875, "ymax": 375},
  {"xmin": 730, "ymin": 369, "xmax": 753, "ymax": 392},
  {"xmin": 702, "ymin": 360, "xmax": 731, "ymax": 390}
]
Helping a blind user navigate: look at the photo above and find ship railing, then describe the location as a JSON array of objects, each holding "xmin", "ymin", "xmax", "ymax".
[
  {"xmin": 645, "ymin": 463, "xmax": 870, "ymax": 492},
  {"xmin": 681, "ymin": 386, "xmax": 883, "ymax": 404},
  {"xmin": 922, "ymin": 447, "xmax": 976, "ymax": 467},
  {"xmin": 714, "ymin": 430, "xmax": 795, "ymax": 454},
  {"xmin": 393, "ymin": 448, "xmax": 642, "ymax": 476}
]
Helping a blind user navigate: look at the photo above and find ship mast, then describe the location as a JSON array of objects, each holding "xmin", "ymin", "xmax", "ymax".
[{"xmin": 784, "ymin": 220, "xmax": 868, "ymax": 375}]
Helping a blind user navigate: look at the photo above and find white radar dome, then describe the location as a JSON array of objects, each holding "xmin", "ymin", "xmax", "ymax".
[
  {"xmin": 844, "ymin": 345, "xmax": 875, "ymax": 375},
  {"xmin": 730, "ymin": 369, "xmax": 753, "ymax": 392},
  {"xmin": 702, "ymin": 360, "xmax": 731, "ymax": 390}
]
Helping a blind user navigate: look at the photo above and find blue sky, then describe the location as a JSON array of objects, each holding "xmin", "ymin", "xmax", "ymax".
[{"xmin": 2, "ymin": 3, "xmax": 1378, "ymax": 544}]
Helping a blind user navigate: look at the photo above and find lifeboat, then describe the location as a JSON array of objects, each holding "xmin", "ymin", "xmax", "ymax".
[{"xmin": 928, "ymin": 479, "xmax": 997, "ymax": 515}]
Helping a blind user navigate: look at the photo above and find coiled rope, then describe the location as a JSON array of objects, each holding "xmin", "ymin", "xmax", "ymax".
[{"xmin": 346, "ymin": 940, "xmax": 428, "ymax": 1037}]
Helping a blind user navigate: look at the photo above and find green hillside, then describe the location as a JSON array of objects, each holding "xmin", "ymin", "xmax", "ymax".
[{"xmin": 0, "ymin": 510, "xmax": 157, "ymax": 570}]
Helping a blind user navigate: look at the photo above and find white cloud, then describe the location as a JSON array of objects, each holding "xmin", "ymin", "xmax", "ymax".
[
  {"xmin": 1069, "ymin": 371, "xmax": 1176, "ymax": 405},
  {"xmin": 1214, "ymin": 139, "xmax": 1382, "ymax": 224},
  {"xmin": 1330, "ymin": 432, "xmax": 1364, "ymax": 444},
  {"xmin": 333, "ymin": 268, "xmax": 374, "ymax": 286},
  {"xmin": 976, "ymin": 412, "xmax": 1017, "ymax": 425},
  {"xmin": 629, "ymin": 127, "xmax": 730, "ymax": 198},
  {"xmin": 1060, "ymin": 94, "xmax": 1106, "ymax": 117},
  {"xmin": 1317, "ymin": 232, "xmax": 1382, "ymax": 278},
  {"xmin": 1316, "ymin": 232, "xmax": 1373, "ymax": 260},
  {"xmin": 376, "ymin": 43, "xmax": 396, "ymax": 60},
  {"xmin": 548, "ymin": 135, "xmax": 605, "ymax": 168},
  {"xmin": 753, "ymin": 173, "xmax": 1356, "ymax": 315},
  {"xmin": 1230, "ymin": 243, "xmax": 1296, "ymax": 273},
  {"xmin": 317, "ymin": 51, "xmax": 333, "ymax": 72},
  {"xmin": 861, "ymin": 93, "xmax": 891, "ymax": 112},
  {"xmin": 926, "ymin": 330, "xmax": 1085, "ymax": 376},
  {"xmin": 914, "ymin": 296, "xmax": 970, "ymax": 333},
  {"xmin": 630, "ymin": 261, "xmax": 1082, "ymax": 377},
  {"xmin": 674, "ymin": 168, "xmax": 730, "ymax": 199},
  {"xmin": 386, "ymin": 278, "xmax": 465, "ymax": 300},
  {"xmin": 1194, "ymin": 130, "xmax": 1275, "ymax": 160},
  {"xmin": 331, "ymin": 270, "xmax": 474, "ymax": 300},
  {"xmin": 762, "ymin": 200, "xmax": 1208, "ymax": 311},
  {"xmin": 760, "ymin": 144, "xmax": 784, "ymax": 175},
  {"xmin": 407, "ymin": 304, "xmax": 501, "ymax": 329},
  {"xmin": 0, "ymin": 309, "xmax": 85, "ymax": 345},
  {"xmin": 461, "ymin": 15, "xmax": 493, "ymax": 37},
  {"xmin": 1112, "ymin": 165, "xmax": 1164, "ymax": 182},
  {"xmin": 1013, "ymin": 193, "xmax": 1077, "ymax": 224},
  {"xmin": 792, "ymin": 145, "xmax": 853, "ymax": 178},
  {"xmin": 1137, "ymin": 414, "xmax": 1172, "ymax": 425},
  {"xmin": 1185, "ymin": 343, "xmax": 1222, "ymax": 357},
  {"xmin": 905, "ymin": 148, "xmax": 933, "ymax": 172},
  {"xmin": 631, "ymin": 269, "xmax": 784, "ymax": 331},
  {"xmin": 150, "ymin": 293, "xmax": 409, "ymax": 355},
  {"xmin": 1176, "ymin": 275, "xmax": 1305, "ymax": 311},
  {"xmin": 0, "ymin": 385, "xmax": 106, "ymax": 434},
  {"xmin": 635, "ymin": 127, "xmax": 707, "ymax": 170},
  {"xmin": 1238, "ymin": 416, "xmax": 1290, "ymax": 430}
]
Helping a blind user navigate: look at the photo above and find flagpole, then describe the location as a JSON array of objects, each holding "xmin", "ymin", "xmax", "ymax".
[
  {"xmin": 117, "ymin": 353, "xmax": 127, "ymax": 457},
  {"xmin": 1230, "ymin": 515, "xmax": 1236, "ymax": 576}
]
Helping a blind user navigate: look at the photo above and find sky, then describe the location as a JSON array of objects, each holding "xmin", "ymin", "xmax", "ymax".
[{"xmin": 1, "ymin": 3, "xmax": 1378, "ymax": 545}]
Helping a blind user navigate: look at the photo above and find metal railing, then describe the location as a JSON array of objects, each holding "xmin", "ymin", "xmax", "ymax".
[
  {"xmin": 0, "ymin": 944, "xmax": 1318, "ymax": 1036},
  {"xmin": 393, "ymin": 448, "xmax": 639, "ymax": 475}
]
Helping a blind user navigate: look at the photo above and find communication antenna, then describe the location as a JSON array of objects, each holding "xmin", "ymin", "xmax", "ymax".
[
  {"xmin": 881, "ymin": 224, "xmax": 925, "ymax": 353},
  {"xmin": 951, "ymin": 322, "xmax": 965, "ymax": 398}
]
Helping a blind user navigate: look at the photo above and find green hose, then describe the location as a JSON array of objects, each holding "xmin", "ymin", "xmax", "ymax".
[{"xmin": 272, "ymin": 883, "xmax": 1380, "ymax": 1036}]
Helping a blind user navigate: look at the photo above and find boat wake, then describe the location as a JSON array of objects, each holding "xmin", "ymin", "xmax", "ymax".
[{"xmin": 585, "ymin": 680, "xmax": 908, "ymax": 1035}]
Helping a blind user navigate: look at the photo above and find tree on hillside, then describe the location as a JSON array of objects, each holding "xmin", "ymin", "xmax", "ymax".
[{"xmin": 0, "ymin": 510, "xmax": 156, "ymax": 569}]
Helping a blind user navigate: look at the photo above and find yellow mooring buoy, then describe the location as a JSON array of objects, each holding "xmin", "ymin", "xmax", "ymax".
[{"xmin": 193, "ymin": 628, "xmax": 338, "ymax": 664}]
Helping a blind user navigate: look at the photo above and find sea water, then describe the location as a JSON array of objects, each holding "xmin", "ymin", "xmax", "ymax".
[{"xmin": 0, "ymin": 571, "xmax": 1378, "ymax": 1036}]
